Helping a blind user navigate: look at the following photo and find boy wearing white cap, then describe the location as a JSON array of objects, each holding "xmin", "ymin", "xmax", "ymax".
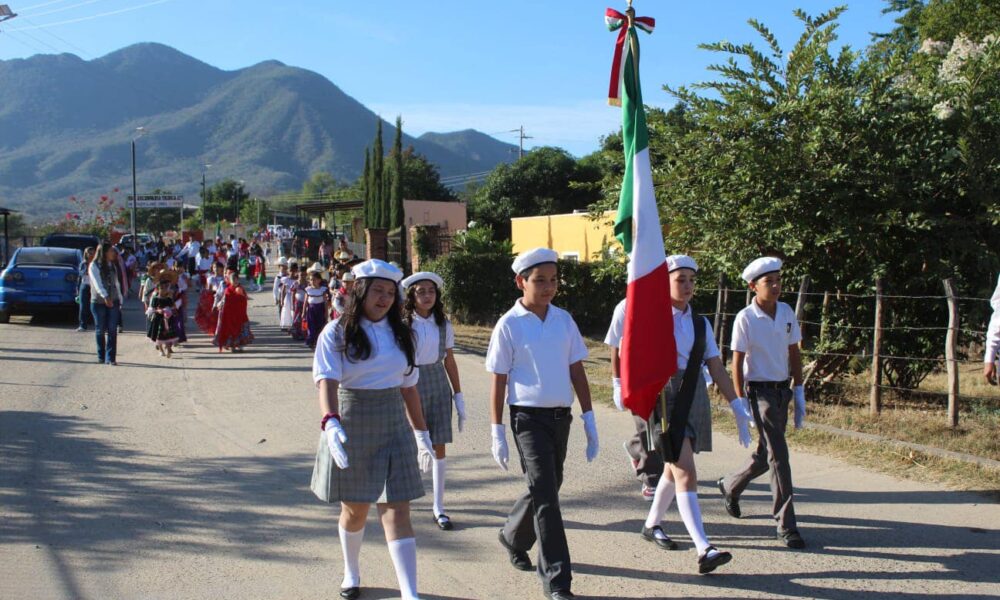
[
  {"xmin": 983, "ymin": 274, "xmax": 1000, "ymax": 385},
  {"xmin": 486, "ymin": 247, "xmax": 598, "ymax": 600},
  {"xmin": 718, "ymin": 256, "xmax": 806, "ymax": 549}
]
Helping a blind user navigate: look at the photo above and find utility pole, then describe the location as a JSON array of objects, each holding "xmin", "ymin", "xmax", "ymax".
[
  {"xmin": 129, "ymin": 127, "xmax": 146, "ymax": 252},
  {"xmin": 509, "ymin": 125, "xmax": 533, "ymax": 160},
  {"xmin": 200, "ymin": 164, "xmax": 211, "ymax": 230}
]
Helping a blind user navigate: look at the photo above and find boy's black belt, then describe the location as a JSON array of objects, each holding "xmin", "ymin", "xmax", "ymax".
[
  {"xmin": 511, "ymin": 405, "xmax": 572, "ymax": 417},
  {"xmin": 748, "ymin": 380, "xmax": 791, "ymax": 390}
]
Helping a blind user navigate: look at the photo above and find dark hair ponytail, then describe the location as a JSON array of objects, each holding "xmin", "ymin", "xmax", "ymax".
[{"xmin": 340, "ymin": 278, "xmax": 415, "ymax": 373}]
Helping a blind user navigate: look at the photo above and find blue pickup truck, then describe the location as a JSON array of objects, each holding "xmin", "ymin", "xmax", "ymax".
[{"xmin": 0, "ymin": 246, "xmax": 83, "ymax": 323}]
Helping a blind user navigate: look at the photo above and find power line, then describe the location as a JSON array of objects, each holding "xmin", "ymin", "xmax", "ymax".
[
  {"xmin": 20, "ymin": 0, "xmax": 113, "ymax": 20},
  {"xmin": 7, "ymin": 0, "xmax": 172, "ymax": 31},
  {"xmin": 15, "ymin": 0, "xmax": 76, "ymax": 12}
]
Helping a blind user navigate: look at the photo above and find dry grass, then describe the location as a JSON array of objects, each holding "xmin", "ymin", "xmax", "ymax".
[{"xmin": 455, "ymin": 322, "xmax": 1000, "ymax": 498}]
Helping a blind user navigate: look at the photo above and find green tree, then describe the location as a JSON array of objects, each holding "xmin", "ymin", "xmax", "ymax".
[
  {"xmin": 469, "ymin": 146, "xmax": 604, "ymax": 239},
  {"xmin": 302, "ymin": 172, "xmax": 340, "ymax": 198},
  {"xmin": 372, "ymin": 119, "xmax": 386, "ymax": 228},
  {"xmin": 362, "ymin": 147, "xmax": 372, "ymax": 226},
  {"xmin": 590, "ymin": 4, "xmax": 999, "ymax": 390},
  {"xmin": 390, "ymin": 115, "xmax": 405, "ymax": 230},
  {"xmin": 200, "ymin": 179, "xmax": 248, "ymax": 224},
  {"xmin": 397, "ymin": 148, "xmax": 456, "ymax": 201}
]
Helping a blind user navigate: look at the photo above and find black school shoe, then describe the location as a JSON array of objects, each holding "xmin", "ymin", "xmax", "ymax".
[
  {"xmin": 718, "ymin": 478, "xmax": 741, "ymax": 518},
  {"xmin": 338, "ymin": 587, "xmax": 360, "ymax": 600},
  {"xmin": 434, "ymin": 513, "xmax": 454, "ymax": 531},
  {"xmin": 778, "ymin": 529, "xmax": 806, "ymax": 549},
  {"xmin": 498, "ymin": 529, "xmax": 533, "ymax": 571},
  {"xmin": 640, "ymin": 525, "xmax": 679, "ymax": 550},
  {"xmin": 544, "ymin": 590, "xmax": 575, "ymax": 600},
  {"xmin": 697, "ymin": 546, "xmax": 732, "ymax": 574}
]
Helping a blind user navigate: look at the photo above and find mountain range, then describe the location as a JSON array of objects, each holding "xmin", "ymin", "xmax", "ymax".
[{"xmin": 0, "ymin": 42, "xmax": 517, "ymax": 219}]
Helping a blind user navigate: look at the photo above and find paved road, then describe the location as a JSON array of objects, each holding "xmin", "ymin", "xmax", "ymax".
[{"xmin": 1, "ymin": 288, "xmax": 997, "ymax": 600}]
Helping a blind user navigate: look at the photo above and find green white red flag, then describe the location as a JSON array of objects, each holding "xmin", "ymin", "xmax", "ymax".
[{"xmin": 607, "ymin": 7, "xmax": 676, "ymax": 420}]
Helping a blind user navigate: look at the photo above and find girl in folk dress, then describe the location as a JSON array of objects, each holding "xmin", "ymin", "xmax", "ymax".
[
  {"xmin": 273, "ymin": 257, "xmax": 289, "ymax": 323},
  {"xmin": 290, "ymin": 269, "xmax": 308, "ymax": 341},
  {"xmin": 170, "ymin": 267, "xmax": 189, "ymax": 345},
  {"xmin": 304, "ymin": 265, "xmax": 332, "ymax": 350},
  {"xmin": 311, "ymin": 259, "xmax": 435, "ymax": 600},
  {"xmin": 147, "ymin": 278, "xmax": 180, "ymax": 357},
  {"xmin": 279, "ymin": 262, "xmax": 299, "ymax": 331},
  {"xmin": 401, "ymin": 271, "xmax": 466, "ymax": 531},
  {"xmin": 213, "ymin": 269, "xmax": 254, "ymax": 352},
  {"xmin": 195, "ymin": 262, "xmax": 226, "ymax": 335},
  {"xmin": 252, "ymin": 246, "xmax": 267, "ymax": 292}
]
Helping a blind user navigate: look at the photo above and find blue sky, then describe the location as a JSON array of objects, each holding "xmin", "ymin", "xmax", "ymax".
[{"xmin": 0, "ymin": 0, "xmax": 901, "ymax": 155}]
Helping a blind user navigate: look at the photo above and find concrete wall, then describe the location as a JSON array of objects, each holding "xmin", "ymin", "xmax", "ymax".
[
  {"xmin": 511, "ymin": 211, "xmax": 618, "ymax": 262},
  {"xmin": 403, "ymin": 200, "xmax": 467, "ymax": 234}
]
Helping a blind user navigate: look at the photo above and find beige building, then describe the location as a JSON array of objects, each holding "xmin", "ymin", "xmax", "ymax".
[
  {"xmin": 511, "ymin": 210, "xmax": 618, "ymax": 262},
  {"xmin": 404, "ymin": 200, "xmax": 467, "ymax": 234}
]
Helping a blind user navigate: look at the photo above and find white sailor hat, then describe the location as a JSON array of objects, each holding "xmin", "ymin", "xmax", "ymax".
[
  {"xmin": 512, "ymin": 247, "xmax": 559, "ymax": 274},
  {"xmin": 742, "ymin": 256, "xmax": 783, "ymax": 283},
  {"xmin": 666, "ymin": 254, "xmax": 698, "ymax": 273},
  {"xmin": 352, "ymin": 259, "xmax": 403, "ymax": 283},
  {"xmin": 277, "ymin": 257, "xmax": 288, "ymax": 266},
  {"xmin": 401, "ymin": 271, "xmax": 444, "ymax": 290}
]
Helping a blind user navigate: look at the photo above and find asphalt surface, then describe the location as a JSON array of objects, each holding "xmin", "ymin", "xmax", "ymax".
[{"xmin": 1, "ymin": 287, "xmax": 997, "ymax": 600}]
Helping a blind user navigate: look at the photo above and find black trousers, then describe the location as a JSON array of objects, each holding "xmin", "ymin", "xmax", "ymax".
[{"xmin": 502, "ymin": 406, "xmax": 573, "ymax": 593}]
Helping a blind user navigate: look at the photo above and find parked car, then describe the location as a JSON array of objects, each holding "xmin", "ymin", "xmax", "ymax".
[
  {"xmin": 40, "ymin": 233, "xmax": 101, "ymax": 252},
  {"xmin": 120, "ymin": 233, "xmax": 153, "ymax": 249},
  {"xmin": 0, "ymin": 246, "xmax": 83, "ymax": 323}
]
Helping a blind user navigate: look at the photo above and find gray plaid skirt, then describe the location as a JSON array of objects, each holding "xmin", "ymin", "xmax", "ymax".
[
  {"xmin": 663, "ymin": 371, "xmax": 713, "ymax": 453},
  {"xmin": 417, "ymin": 360, "xmax": 453, "ymax": 445},
  {"xmin": 310, "ymin": 387, "xmax": 425, "ymax": 504}
]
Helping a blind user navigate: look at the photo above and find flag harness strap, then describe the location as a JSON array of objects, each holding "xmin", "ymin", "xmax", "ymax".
[{"xmin": 653, "ymin": 307, "xmax": 706, "ymax": 464}]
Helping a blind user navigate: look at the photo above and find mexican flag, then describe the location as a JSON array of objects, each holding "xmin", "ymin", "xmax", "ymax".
[{"xmin": 608, "ymin": 8, "xmax": 677, "ymax": 420}]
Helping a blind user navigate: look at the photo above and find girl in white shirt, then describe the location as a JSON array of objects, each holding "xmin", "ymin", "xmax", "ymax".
[
  {"xmin": 311, "ymin": 259, "xmax": 434, "ymax": 600},
  {"xmin": 401, "ymin": 272, "xmax": 466, "ymax": 531}
]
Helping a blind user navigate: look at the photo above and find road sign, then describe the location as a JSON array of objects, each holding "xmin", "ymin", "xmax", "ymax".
[{"xmin": 127, "ymin": 194, "xmax": 184, "ymax": 208}]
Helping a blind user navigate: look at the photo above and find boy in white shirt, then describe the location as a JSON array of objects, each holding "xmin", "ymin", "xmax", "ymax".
[
  {"xmin": 718, "ymin": 257, "xmax": 806, "ymax": 549},
  {"xmin": 984, "ymin": 274, "xmax": 1000, "ymax": 385},
  {"xmin": 486, "ymin": 247, "xmax": 599, "ymax": 600}
]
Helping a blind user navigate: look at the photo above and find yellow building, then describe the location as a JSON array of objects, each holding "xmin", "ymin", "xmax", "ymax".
[{"xmin": 511, "ymin": 211, "xmax": 619, "ymax": 262}]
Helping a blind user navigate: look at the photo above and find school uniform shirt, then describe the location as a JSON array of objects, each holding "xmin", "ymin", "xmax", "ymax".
[
  {"xmin": 197, "ymin": 257, "xmax": 214, "ymax": 272},
  {"xmin": 206, "ymin": 275, "xmax": 226, "ymax": 293},
  {"xmin": 485, "ymin": 301, "xmax": 588, "ymax": 409},
  {"xmin": 313, "ymin": 317, "xmax": 420, "ymax": 389},
  {"xmin": 731, "ymin": 300, "xmax": 802, "ymax": 382},
  {"xmin": 604, "ymin": 299, "xmax": 720, "ymax": 370},
  {"xmin": 985, "ymin": 274, "xmax": 1000, "ymax": 363},
  {"xmin": 411, "ymin": 313, "xmax": 455, "ymax": 365}
]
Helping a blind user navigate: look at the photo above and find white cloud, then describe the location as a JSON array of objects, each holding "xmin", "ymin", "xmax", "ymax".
[{"xmin": 367, "ymin": 100, "xmax": 631, "ymax": 156}]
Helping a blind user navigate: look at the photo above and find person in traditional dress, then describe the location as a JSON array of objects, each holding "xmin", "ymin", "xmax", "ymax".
[
  {"xmin": 170, "ymin": 267, "xmax": 189, "ymax": 345},
  {"xmin": 332, "ymin": 271, "xmax": 356, "ymax": 320},
  {"xmin": 273, "ymin": 257, "xmax": 289, "ymax": 323},
  {"xmin": 310, "ymin": 259, "xmax": 434, "ymax": 600},
  {"xmin": 401, "ymin": 271, "xmax": 467, "ymax": 531},
  {"xmin": 213, "ymin": 268, "xmax": 254, "ymax": 352},
  {"xmin": 147, "ymin": 277, "xmax": 180, "ymax": 357},
  {"xmin": 290, "ymin": 268, "xmax": 308, "ymax": 341},
  {"xmin": 195, "ymin": 262, "xmax": 226, "ymax": 335},
  {"xmin": 279, "ymin": 261, "xmax": 299, "ymax": 331},
  {"xmin": 305, "ymin": 263, "xmax": 332, "ymax": 350},
  {"xmin": 252, "ymin": 246, "xmax": 267, "ymax": 292}
]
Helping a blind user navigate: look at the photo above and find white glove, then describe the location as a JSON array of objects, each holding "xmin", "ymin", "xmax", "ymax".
[
  {"xmin": 730, "ymin": 398, "xmax": 753, "ymax": 448},
  {"xmin": 612, "ymin": 377, "xmax": 623, "ymax": 411},
  {"xmin": 793, "ymin": 385, "xmax": 806, "ymax": 429},
  {"xmin": 453, "ymin": 392, "xmax": 467, "ymax": 433},
  {"xmin": 581, "ymin": 410, "xmax": 599, "ymax": 462},
  {"xmin": 324, "ymin": 418, "xmax": 349, "ymax": 469},
  {"xmin": 491, "ymin": 423, "xmax": 509, "ymax": 471},
  {"xmin": 414, "ymin": 430, "xmax": 434, "ymax": 473}
]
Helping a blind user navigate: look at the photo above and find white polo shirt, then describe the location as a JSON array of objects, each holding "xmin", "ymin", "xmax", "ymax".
[
  {"xmin": 604, "ymin": 299, "xmax": 720, "ymax": 370},
  {"xmin": 731, "ymin": 300, "xmax": 802, "ymax": 382},
  {"xmin": 485, "ymin": 301, "xmax": 589, "ymax": 408},
  {"xmin": 313, "ymin": 317, "xmax": 419, "ymax": 389}
]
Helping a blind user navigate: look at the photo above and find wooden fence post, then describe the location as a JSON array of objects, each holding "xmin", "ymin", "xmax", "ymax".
[
  {"xmin": 943, "ymin": 278, "xmax": 960, "ymax": 428},
  {"xmin": 819, "ymin": 291, "xmax": 830, "ymax": 345},
  {"xmin": 718, "ymin": 285, "xmax": 730, "ymax": 361},
  {"xmin": 870, "ymin": 279, "xmax": 884, "ymax": 416},
  {"xmin": 713, "ymin": 275, "xmax": 725, "ymax": 346},
  {"xmin": 794, "ymin": 276, "xmax": 811, "ymax": 348}
]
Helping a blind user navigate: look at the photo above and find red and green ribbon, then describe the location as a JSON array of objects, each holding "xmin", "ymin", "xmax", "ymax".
[{"xmin": 605, "ymin": 7, "xmax": 655, "ymax": 106}]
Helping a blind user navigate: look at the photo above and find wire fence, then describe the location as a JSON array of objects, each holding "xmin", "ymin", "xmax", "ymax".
[{"xmin": 693, "ymin": 278, "xmax": 999, "ymax": 425}]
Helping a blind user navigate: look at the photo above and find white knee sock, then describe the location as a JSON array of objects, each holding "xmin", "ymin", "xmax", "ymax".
[
  {"xmin": 676, "ymin": 491, "xmax": 712, "ymax": 554},
  {"xmin": 387, "ymin": 537, "xmax": 419, "ymax": 600},
  {"xmin": 432, "ymin": 458, "xmax": 446, "ymax": 517},
  {"xmin": 338, "ymin": 525, "xmax": 365, "ymax": 589},
  {"xmin": 644, "ymin": 476, "xmax": 676, "ymax": 529}
]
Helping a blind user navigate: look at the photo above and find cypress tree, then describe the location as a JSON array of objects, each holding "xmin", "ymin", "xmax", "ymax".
[
  {"xmin": 372, "ymin": 119, "xmax": 385, "ymax": 228},
  {"xmin": 381, "ymin": 164, "xmax": 391, "ymax": 229},
  {"xmin": 362, "ymin": 147, "xmax": 371, "ymax": 227},
  {"xmin": 390, "ymin": 115, "xmax": 404, "ymax": 229}
]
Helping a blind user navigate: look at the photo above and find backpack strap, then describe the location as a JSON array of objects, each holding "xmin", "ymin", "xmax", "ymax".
[{"xmin": 662, "ymin": 307, "xmax": 707, "ymax": 462}]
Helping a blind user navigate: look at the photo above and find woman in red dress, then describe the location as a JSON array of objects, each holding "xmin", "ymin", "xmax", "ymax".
[
  {"xmin": 195, "ymin": 262, "xmax": 225, "ymax": 335},
  {"xmin": 213, "ymin": 268, "xmax": 254, "ymax": 352}
]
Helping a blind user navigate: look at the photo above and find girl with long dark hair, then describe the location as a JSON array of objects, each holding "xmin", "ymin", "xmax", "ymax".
[
  {"xmin": 87, "ymin": 241, "xmax": 123, "ymax": 365},
  {"xmin": 311, "ymin": 259, "xmax": 434, "ymax": 600},
  {"xmin": 401, "ymin": 271, "xmax": 466, "ymax": 531}
]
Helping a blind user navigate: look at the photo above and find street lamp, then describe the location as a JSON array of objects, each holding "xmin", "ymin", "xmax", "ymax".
[
  {"xmin": 130, "ymin": 126, "xmax": 147, "ymax": 252},
  {"xmin": 200, "ymin": 163, "xmax": 212, "ymax": 230}
]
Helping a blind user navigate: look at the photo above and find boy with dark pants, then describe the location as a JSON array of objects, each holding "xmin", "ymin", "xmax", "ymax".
[
  {"xmin": 486, "ymin": 248, "xmax": 600, "ymax": 600},
  {"xmin": 718, "ymin": 257, "xmax": 807, "ymax": 549}
]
